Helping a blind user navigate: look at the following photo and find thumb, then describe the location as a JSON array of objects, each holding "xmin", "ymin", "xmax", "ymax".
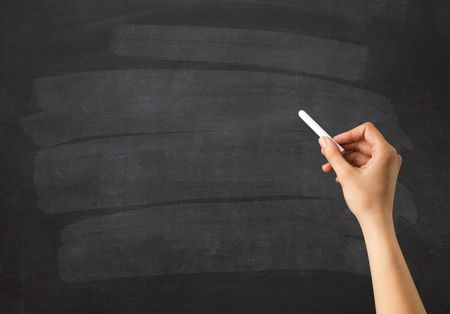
[{"xmin": 319, "ymin": 137, "xmax": 353, "ymax": 178}]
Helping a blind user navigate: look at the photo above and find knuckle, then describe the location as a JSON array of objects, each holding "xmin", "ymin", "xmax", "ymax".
[
  {"xmin": 388, "ymin": 149, "xmax": 397, "ymax": 160},
  {"xmin": 391, "ymin": 146, "xmax": 398, "ymax": 155},
  {"xmin": 383, "ymin": 144, "xmax": 396, "ymax": 155},
  {"xmin": 364, "ymin": 121, "xmax": 374, "ymax": 129},
  {"xmin": 329, "ymin": 152, "xmax": 339, "ymax": 163},
  {"xmin": 378, "ymin": 145, "xmax": 396, "ymax": 162},
  {"xmin": 390, "ymin": 147, "xmax": 398, "ymax": 158}
]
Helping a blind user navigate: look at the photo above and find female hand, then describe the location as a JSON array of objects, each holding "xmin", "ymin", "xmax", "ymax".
[
  {"xmin": 318, "ymin": 122, "xmax": 426, "ymax": 313},
  {"xmin": 318, "ymin": 122, "xmax": 402, "ymax": 226}
]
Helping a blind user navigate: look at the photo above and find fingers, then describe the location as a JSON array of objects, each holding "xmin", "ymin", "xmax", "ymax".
[
  {"xmin": 333, "ymin": 122, "xmax": 386, "ymax": 146},
  {"xmin": 322, "ymin": 163, "xmax": 333, "ymax": 172},
  {"xmin": 345, "ymin": 151, "xmax": 371, "ymax": 167},
  {"xmin": 318, "ymin": 136, "xmax": 354, "ymax": 178},
  {"xmin": 342, "ymin": 141, "xmax": 373, "ymax": 157},
  {"xmin": 322, "ymin": 152, "xmax": 370, "ymax": 173},
  {"xmin": 374, "ymin": 144, "xmax": 403, "ymax": 168}
]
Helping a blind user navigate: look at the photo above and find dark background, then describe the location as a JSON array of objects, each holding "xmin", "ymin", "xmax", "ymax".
[{"xmin": 1, "ymin": 0, "xmax": 449, "ymax": 313}]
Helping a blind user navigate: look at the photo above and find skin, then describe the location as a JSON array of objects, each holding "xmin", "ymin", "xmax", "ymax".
[{"xmin": 318, "ymin": 122, "xmax": 426, "ymax": 314}]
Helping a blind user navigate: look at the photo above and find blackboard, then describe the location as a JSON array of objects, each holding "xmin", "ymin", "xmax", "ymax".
[{"xmin": 1, "ymin": 1, "xmax": 449, "ymax": 313}]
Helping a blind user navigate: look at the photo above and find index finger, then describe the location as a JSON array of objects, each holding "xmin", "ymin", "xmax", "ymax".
[{"xmin": 333, "ymin": 122, "xmax": 386, "ymax": 146}]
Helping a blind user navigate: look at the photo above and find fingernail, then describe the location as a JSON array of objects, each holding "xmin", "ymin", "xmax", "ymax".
[{"xmin": 318, "ymin": 137, "xmax": 328, "ymax": 148}]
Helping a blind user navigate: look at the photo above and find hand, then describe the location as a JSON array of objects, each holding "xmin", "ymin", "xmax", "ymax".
[
  {"xmin": 318, "ymin": 122, "xmax": 403, "ymax": 226},
  {"xmin": 319, "ymin": 122, "xmax": 426, "ymax": 313}
]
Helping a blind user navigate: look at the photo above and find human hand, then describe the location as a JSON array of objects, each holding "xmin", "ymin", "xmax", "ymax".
[{"xmin": 318, "ymin": 122, "xmax": 403, "ymax": 227}]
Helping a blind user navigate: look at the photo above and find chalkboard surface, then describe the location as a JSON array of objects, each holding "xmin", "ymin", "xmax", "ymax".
[{"xmin": 1, "ymin": 1, "xmax": 449, "ymax": 313}]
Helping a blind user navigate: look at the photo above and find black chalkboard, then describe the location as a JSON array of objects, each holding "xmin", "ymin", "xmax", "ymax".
[{"xmin": 1, "ymin": 1, "xmax": 449, "ymax": 313}]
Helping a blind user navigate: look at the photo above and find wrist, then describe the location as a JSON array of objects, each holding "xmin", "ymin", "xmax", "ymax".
[
  {"xmin": 356, "ymin": 209, "xmax": 395, "ymax": 238},
  {"xmin": 359, "ymin": 214, "xmax": 400, "ymax": 259}
]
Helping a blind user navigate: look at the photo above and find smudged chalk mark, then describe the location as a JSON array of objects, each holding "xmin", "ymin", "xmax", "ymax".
[
  {"xmin": 33, "ymin": 132, "xmax": 417, "ymax": 223},
  {"xmin": 22, "ymin": 70, "xmax": 412, "ymax": 148},
  {"xmin": 57, "ymin": 200, "xmax": 369, "ymax": 283},
  {"xmin": 109, "ymin": 25, "xmax": 368, "ymax": 81},
  {"xmin": 33, "ymin": 132, "xmax": 338, "ymax": 214}
]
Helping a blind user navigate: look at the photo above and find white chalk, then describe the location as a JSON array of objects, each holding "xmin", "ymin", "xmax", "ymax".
[{"xmin": 298, "ymin": 110, "xmax": 345, "ymax": 153}]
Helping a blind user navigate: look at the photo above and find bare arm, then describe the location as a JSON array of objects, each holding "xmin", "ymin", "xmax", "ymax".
[{"xmin": 319, "ymin": 122, "xmax": 426, "ymax": 313}]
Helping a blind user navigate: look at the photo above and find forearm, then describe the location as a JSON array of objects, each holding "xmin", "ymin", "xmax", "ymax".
[{"xmin": 359, "ymin": 213, "xmax": 426, "ymax": 314}]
